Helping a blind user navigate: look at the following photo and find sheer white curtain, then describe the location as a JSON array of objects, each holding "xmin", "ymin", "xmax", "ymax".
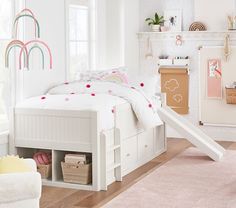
[{"xmin": 0, "ymin": 0, "xmax": 12, "ymax": 132}]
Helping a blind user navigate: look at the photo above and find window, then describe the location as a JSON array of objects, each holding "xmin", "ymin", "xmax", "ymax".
[
  {"xmin": 0, "ymin": 0, "xmax": 12, "ymax": 39},
  {"xmin": 66, "ymin": 0, "xmax": 95, "ymax": 80},
  {"xmin": 0, "ymin": 0, "xmax": 12, "ymax": 132}
]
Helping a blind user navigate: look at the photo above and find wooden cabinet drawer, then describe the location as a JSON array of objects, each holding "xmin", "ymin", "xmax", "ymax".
[
  {"xmin": 138, "ymin": 129, "xmax": 154, "ymax": 161},
  {"xmin": 121, "ymin": 137, "xmax": 137, "ymax": 173}
]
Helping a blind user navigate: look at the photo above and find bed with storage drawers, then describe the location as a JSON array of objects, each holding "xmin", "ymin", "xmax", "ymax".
[{"xmin": 10, "ymin": 81, "xmax": 166, "ymax": 191}]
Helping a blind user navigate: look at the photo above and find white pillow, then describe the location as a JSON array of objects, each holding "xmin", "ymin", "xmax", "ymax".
[{"xmin": 76, "ymin": 67, "xmax": 128, "ymax": 83}]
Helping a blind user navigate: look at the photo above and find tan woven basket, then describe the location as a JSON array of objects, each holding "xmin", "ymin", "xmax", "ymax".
[
  {"xmin": 61, "ymin": 162, "xmax": 92, "ymax": 185},
  {"xmin": 226, "ymin": 88, "xmax": 236, "ymax": 104},
  {"xmin": 37, "ymin": 164, "xmax": 52, "ymax": 179}
]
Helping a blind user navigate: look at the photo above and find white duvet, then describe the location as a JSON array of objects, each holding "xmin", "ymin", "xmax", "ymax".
[{"xmin": 47, "ymin": 81, "xmax": 163, "ymax": 129}]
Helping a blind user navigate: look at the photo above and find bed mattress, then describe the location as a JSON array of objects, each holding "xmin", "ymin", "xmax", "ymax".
[{"xmin": 15, "ymin": 94, "xmax": 127, "ymax": 130}]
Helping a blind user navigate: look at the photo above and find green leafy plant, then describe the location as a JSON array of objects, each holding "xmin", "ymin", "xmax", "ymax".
[{"xmin": 145, "ymin": 13, "xmax": 164, "ymax": 26}]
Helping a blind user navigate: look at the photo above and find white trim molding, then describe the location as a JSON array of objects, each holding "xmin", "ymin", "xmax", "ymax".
[{"xmin": 137, "ymin": 31, "xmax": 236, "ymax": 41}]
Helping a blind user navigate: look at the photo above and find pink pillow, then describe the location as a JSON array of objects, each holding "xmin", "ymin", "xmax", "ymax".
[{"xmin": 33, "ymin": 152, "xmax": 52, "ymax": 165}]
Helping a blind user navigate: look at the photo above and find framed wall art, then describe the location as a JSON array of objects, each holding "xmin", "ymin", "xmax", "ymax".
[{"xmin": 164, "ymin": 10, "xmax": 182, "ymax": 32}]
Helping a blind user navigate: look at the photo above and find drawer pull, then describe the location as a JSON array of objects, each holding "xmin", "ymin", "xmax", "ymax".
[
  {"xmin": 145, "ymin": 145, "xmax": 148, "ymax": 148},
  {"xmin": 126, "ymin": 153, "xmax": 130, "ymax": 157}
]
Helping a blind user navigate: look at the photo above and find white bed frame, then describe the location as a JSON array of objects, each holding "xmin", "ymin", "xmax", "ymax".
[{"xmin": 10, "ymin": 98, "xmax": 167, "ymax": 191}]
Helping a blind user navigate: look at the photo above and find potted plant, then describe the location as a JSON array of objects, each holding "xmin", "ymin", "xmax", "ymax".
[{"xmin": 145, "ymin": 13, "xmax": 164, "ymax": 32}]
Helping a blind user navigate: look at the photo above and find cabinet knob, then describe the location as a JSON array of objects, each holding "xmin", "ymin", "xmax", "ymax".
[
  {"xmin": 145, "ymin": 145, "xmax": 148, "ymax": 148},
  {"xmin": 126, "ymin": 153, "xmax": 130, "ymax": 157}
]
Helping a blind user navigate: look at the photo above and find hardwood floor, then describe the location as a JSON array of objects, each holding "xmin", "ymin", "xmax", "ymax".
[{"xmin": 40, "ymin": 139, "xmax": 235, "ymax": 208}]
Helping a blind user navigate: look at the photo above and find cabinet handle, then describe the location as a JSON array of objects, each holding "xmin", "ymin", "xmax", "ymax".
[
  {"xmin": 145, "ymin": 145, "xmax": 148, "ymax": 148},
  {"xmin": 126, "ymin": 153, "xmax": 130, "ymax": 157}
]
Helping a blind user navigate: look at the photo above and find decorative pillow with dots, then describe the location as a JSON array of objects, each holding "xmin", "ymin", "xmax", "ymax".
[{"xmin": 76, "ymin": 67, "xmax": 129, "ymax": 84}]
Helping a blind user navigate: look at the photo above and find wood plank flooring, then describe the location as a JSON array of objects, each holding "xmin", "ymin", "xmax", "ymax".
[{"xmin": 40, "ymin": 139, "xmax": 235, "ymax": 208}]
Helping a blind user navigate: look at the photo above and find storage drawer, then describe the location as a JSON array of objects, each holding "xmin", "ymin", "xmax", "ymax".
[
  {"xmin": 138, "ymin": 130, "xmax": 154, "ymax": 161},
  {"xmin": 121, "ymin": 137, "xmax": 137, "ymax": 173}
]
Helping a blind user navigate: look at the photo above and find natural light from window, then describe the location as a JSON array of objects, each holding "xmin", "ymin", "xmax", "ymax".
[
  {"xmin": 0, "ymin": 0, "xmax": 12, "ymax": 39},
  {"xmin": 0, "ymin": 0, "xmax": 12, "ymax": 132},
  {"xmin": 69, "ymin": 2, "xmax": 89, "ymax": 80}
]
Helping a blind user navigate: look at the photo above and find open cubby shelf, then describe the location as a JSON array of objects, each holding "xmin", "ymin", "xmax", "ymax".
[{"xmin": 17, "ymin": 147, "xmax": 93, "ymax": 190}]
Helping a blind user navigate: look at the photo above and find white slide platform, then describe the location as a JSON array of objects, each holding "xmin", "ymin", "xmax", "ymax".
[{"xmin": 157, "ymin": 106, "xmax": 225, "ymax": 161}]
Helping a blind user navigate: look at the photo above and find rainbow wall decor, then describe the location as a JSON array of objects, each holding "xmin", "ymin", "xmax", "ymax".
[{"xmin": 5, "ymin": 8, "xmax": 53, "ymax": 70}]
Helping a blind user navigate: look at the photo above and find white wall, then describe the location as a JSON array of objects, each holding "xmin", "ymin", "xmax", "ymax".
[
  {"xmin": 105, "ymin": 0, "xmax": 124, "ymax": 68},
  {"xmin": 22, "ymin": 0, "xmax": 66, "ymax": 98},
  {"xmin": 97, "ymin": 0, "xmax": 139, "ymax": 72},
  {"xmin": 123, "ymin": 0, "xmax": 140, "ymax": 73}
]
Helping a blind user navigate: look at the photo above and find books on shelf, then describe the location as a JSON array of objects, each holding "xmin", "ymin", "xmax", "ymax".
[{"xmin": 65, "ymin": 154, "xmax": 90, "ymax": 164}]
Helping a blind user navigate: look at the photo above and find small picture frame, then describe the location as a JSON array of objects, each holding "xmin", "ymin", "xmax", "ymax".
[{"xmin": 164, "ymin": 10, "xmax": 182, "ymax": 32}]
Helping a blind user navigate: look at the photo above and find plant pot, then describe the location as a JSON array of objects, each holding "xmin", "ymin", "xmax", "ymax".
[
  {"xmin": 151, "ymin": 25, "xmax": 160, "ymax": 32},
  {"xmin": 160, "ymin": 26, "xmax": 169, "ymax": 32}
]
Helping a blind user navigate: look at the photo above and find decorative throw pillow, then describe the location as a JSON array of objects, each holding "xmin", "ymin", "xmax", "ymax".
[
  {"xmin": 100, "ymin": 70, "xmax": 129, "ymax": 84},
  {"xmin": 76, "ymin": 67, "xmax": 129, "ymax": 84},
  {"xmin": 0, "ymin": 156, "xmax": 31, "ymax": 174}
]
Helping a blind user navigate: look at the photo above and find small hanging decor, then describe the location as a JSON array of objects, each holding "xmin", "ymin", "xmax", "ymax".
[
  {"xmin": 5, "ymin": 8, "xmax": 53, "ymax": 70},
  {"xmin": 224, "ymin": 34, "xmax": 231, "ymax": 62},
  {"xmin": 176, "ymin": 35, "xmax": 183, "ymax": 46}
]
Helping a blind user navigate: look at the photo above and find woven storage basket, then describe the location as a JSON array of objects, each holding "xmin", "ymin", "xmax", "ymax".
[
  {"xmin": 226, "ymin": 88, "xmax": 236, "ymax": 104},
  {"xmin": 37, "ymin": 164, "xmax": 52, "ymax": 179},
  {"xmin": 61, "ymin": 162, "xmax": 92, "ymax": 185}
]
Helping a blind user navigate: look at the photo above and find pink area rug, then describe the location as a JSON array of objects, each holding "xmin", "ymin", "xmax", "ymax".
[{"xmin": 103, "ymin": 148, "xmax": 236, "ymax": 208}]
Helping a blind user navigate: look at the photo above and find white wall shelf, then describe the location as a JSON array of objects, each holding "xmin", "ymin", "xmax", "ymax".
[{"xmin": 137, "ymin": 31, "xmax": 236, "ymax": 41}]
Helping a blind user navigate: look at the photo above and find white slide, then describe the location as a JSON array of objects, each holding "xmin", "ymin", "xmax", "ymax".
[{"xmin": 157, "ymin": 106, "xmax": 225, "ymax": 161}]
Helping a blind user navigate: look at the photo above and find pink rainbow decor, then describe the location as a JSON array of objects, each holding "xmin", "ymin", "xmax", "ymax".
[
  {"xmin": 5, "ymin": 40, "xmax": 28, "ymax": 68},
  {"xmin": 207, "ymin": 59, "xmax": 222, "ymax": 99},
  {"xmin": 5, "ymin": 8, "xmax": 53, "ymax": 70},
  {"xmin": 19, "ymin": 40, "xmax": 53, "ymax": 69},
  {"xmin": 13, "ymin": 8, "xmax": 40, "ymax": 39}
]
